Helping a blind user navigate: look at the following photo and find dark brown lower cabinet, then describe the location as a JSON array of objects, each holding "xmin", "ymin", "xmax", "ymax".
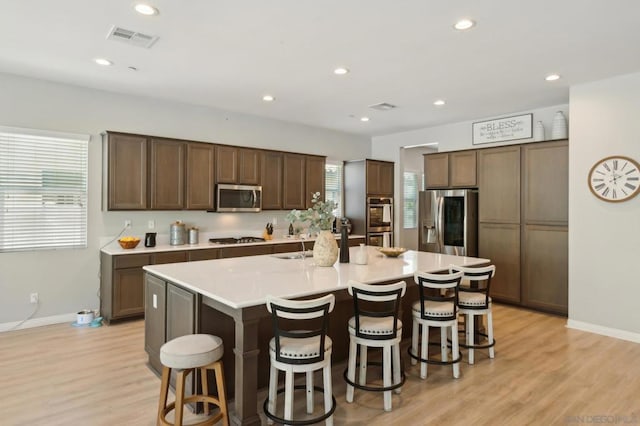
[
  {"xmin": 167, "ymin": 283, "xmax": 197, "ymax": 341},
  {"xmin": 219, "ymin": 245, "xmax": 273, "ymax": 258},
  {"xmin": 479, "ymin": 223, "xmax": 521, "ymax": 304},
  {"xmin": 101, "ymin": 253, "xmax": 152, "ymax": 323},
  {"xmin": 522, "ymin": 225, "xmax": 568, "ymax": 315},
  {"xmin": 188, "ymin": 248, "xmax": 220, "ymax": 261},
  {"xmin": 144, "ymin": 275, "xmax": 200, "ymax": 400},
  {"xmin": 144, "ymin": 274, "xmax": 166, "ymax": 372}
]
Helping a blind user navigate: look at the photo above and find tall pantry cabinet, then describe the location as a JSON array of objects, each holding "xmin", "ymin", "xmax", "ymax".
[{"xmin": 478, "ymin": 139, "xmax": 568, "ymax": 315}]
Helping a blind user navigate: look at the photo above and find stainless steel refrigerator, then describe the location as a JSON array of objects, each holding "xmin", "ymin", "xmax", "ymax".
[{"xmin": 418, "ymin": 189, "xmax": 478, "ymax": 256}]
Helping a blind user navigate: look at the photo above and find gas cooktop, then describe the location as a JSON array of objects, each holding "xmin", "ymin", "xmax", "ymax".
[{"xmin": 209, "ymin": 236, "xmax": 266, "ymax": 245}]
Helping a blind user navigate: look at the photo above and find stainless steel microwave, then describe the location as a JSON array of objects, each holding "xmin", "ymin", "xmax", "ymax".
[{"xmin": 216, "ymin": 184, "xmax": 262, "ymax": 212}]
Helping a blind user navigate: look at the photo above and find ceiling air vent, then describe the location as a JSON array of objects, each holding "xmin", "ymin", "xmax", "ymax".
[
  {"xmin": 368, "ymin": 102, "xmax": 397, "ymax": 111},
  {"xmin": 106, "ymin": 25, "xmax": 159, "ymax": 48}
]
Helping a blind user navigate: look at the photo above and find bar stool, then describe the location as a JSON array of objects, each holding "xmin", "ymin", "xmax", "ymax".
[
  {"xmin": 450, "ymin": 264, "xmax": 496, "ymax": 364},
  {"xmin": 264, "ymin": 294, "xmax": 336, "ymax": 425},
  {"xmin": 409, "ymin": 270, "xmax": 463, "ymax": 379},
  {"xmin": 345, "ymin": 280, "xmax": 406, "ymax": 412},
  {"xmin": 158, "ymin": 334, "xmax": 229, "ymax": 426}
]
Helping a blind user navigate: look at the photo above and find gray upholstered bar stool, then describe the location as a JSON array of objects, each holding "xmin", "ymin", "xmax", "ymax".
[{"xmin": 157, "ymin": 334, "xmax": 229, "ymax": 426}]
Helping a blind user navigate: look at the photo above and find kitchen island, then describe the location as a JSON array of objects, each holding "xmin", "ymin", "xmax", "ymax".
[{"xmin": 143, "ymin": 246, "xmax": 489, "ymax": 426}]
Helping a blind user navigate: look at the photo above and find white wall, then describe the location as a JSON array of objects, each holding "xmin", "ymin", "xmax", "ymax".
[
  {"xmin": 567, "ymin": 72, "xmax": 640, "ymax": 340},
  {"xmin": 0, "ymin": 72, "xmax": 370, "ymax": 326},
  {"xmin": 399, "ymin": 146, "xmax": 436, "ymax": 249},
  {"xmin": 372, "ymin": 104, "xmax": 569, "ymax": 247}
]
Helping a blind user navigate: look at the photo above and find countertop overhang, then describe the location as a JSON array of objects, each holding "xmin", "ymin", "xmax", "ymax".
[{"xmin": 143, "ymin": 246, "xmax": 489, "ymax": 310}]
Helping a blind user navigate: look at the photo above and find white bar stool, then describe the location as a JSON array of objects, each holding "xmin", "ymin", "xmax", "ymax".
[
  {"xmin": 450, "ymin": 264, "xmax": 496, "ymax": 364},
  {"xmin": 264, "ymin": 294, "xmax": 336, "ymax": 425},
  {"xmin": 157, "ymin": 334, "xmax": 229, "ymax": 426},
  {"xmin": 409, "ymin": 270, "xmax": 463, "ymax": 379},
  {"xmin": 345, "ymin": 280, "xmax": 406, "ymax": 412}
]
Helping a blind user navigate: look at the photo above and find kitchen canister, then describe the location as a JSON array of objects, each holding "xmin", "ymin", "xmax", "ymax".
[
  {"xmin": 533, "ymin": 121, "xmax": 545, "ymax": 141},
  {"xmin": 188, "ymin": 227, "xmax": 199, "ymax": 245},
  {"xmin": 169, "ymin": 221, "xmax": 186, "ymax": 245},
  {"xmin": 551, "ymin": 111, "xmax": 568, "ymax": 139}
]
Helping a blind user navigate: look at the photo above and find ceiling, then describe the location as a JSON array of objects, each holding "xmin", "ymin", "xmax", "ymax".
[{"xmin": 1, "ymin": 1, "xmax": 639, "ymax": 137}]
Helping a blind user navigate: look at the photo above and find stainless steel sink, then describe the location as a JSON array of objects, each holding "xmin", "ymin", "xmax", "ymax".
[{"xmin": 272, "ymin": 251, "xmax": 313, "ymax": 259}]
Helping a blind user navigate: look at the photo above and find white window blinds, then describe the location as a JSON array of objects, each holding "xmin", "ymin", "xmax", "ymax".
[
  {"xmin": 325, "ymin": 162, "xmax": 343, "ymax": 218},
  {"xmin": 0, "ymin": 126, "xmax": 89, "ymax": 252},
  {"xmin": 403, "ymin": 171, "xmax": 418, "ymax": 229}
]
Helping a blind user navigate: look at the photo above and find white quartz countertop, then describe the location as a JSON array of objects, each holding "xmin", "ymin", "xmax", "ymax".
[
  {"xmin": 143, "ymin": 246, "xmax": 490, "ymax": 309},
  {"xmin": 101, "ymin": 234, "xmax": 365, "ymax": 255}
]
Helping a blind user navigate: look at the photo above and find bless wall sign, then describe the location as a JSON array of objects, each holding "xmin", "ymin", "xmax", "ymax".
[{"xmin": 472, "ymin": 113, "xmax": 533, "ymax": 145}]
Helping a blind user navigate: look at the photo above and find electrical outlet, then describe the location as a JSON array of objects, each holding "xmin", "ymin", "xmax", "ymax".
[
  {"xmin": 30, "ymin": 293, "xmax": 38, "ymax": 304},
  {"xmin": 124, "ymin": 220, "xmax": 132, "ymax": 228},
  {"xmin": 148, "ymin": 220, "xmax": 155, "ymax": 229},
  {"xmin": 272, "ymin": 217, "xmax": 278, "ymax": 226}
]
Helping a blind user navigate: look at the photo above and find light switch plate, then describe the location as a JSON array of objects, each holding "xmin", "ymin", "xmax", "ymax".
[{"xmin": 148, "ymin": 220, "xmax": 155, "ymax": 229}]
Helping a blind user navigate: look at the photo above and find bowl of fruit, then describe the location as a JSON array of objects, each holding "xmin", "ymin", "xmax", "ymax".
[{"xmin": 118, "ymin": 236, "xmax": 140, "ymax": 249}]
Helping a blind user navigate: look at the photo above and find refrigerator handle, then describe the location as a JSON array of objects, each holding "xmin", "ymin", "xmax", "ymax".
[{"xmin": 437, "ymin": 196, "xmax": 444, "ymax": 252}]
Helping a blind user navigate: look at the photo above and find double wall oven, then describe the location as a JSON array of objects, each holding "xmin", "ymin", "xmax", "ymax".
[{"xmin": 367, "ymin": 197, "xmax": 393, "ymax": 247}]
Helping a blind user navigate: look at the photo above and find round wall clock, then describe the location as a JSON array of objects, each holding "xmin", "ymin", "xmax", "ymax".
[{"xmin": 588, "ymin": 155, "xmax": 640, "ymax": 202}]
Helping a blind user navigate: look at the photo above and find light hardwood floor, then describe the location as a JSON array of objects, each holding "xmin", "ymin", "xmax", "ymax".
[{"xmin": 1, "ymin": 304, "xmax": 639, "ymax": 426}]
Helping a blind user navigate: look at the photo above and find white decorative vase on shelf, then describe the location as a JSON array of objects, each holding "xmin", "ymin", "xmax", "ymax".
[
  {"xmin": 551, "ymin": 111, "xmax": 568, "ymax": 139},
  {"xmin": 533, "ymin": 121, "xmax": 545, "ymax": 141},
  {"xmin": 313, "ymin": 230, "xmax": 339, "ymax": 267}
]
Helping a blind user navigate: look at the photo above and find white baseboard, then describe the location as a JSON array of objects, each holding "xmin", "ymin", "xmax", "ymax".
[
  {"xmin": 0, "ymin": 312, "xmax": 77, "ymax": 333},
  {"xmin": 566, "ymin": 319, "xmax": 640, "ymax": 344}
]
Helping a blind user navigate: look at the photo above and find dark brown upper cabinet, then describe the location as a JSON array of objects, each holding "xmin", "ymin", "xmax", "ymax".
[
  {"xmin": 107, "ymin": 132, "xmax": 148, "ymax": 210},
  {"xmin": 424, "ymin": 151, "xmax": 477, "ymax": 189},
  {"xmin": 216, "ymin": 146, "xmax": 261, "ymax": 185},
  {"xmin": 261, "ymin": 151, "xmax": 284, "ymax": 210},
  {"xmin": 149, "ymin": 138, "xmax": 186, "ymax": 210},
  {"xmin": 366, "ymin": 160, "xmax": 394, "ymax": 196},
  {"xmin": 478, "ymin": 146, "xmax": 521, "ymax": 224},
  {"xmin": 305, "ymin": 156, "xmax": 326, "ymax": 208},
  {"xmin": 186, "ymin": 143, "xmax": 215, "ymax": 210},
  {"xmin": 283, "ymin": 153, "xmax": 306, "ymax": 209}
]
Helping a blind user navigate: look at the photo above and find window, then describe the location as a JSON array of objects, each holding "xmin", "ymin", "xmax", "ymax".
[
  {"xmin": 325, "ymin": 162, "xmax": 343, "ymax": 218},
  {"xmin": 403, "ymin": 171, "xmax": 419, "ymax": 229},
  {"xmin": 0, "ymin": 126, "xmax": 89, "ymax": 252}
]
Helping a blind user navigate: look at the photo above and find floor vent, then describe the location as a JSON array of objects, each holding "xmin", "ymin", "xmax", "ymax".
[
  {"xmin": 106, "ymin": 25, "xmax": 159, "ymax": 48},
  {"xmin": 368, "ymin": 102, "xmax": 397, "ymax": 111}
]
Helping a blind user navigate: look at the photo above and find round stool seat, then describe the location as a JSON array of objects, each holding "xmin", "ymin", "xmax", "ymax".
[{"xmin": 160, "ymin": 334, "xmax": 223, "ymax": 369}]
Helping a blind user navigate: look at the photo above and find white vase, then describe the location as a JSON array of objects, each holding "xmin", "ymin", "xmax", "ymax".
[
  {"xmin": 551, "ymin": 111, "xmax": 568, "ymax": 139},
  {"xmin": 354, "ymin": 243, "xmax": 368, "ymax": 265},
  {"xmin": 313, "ymin": 230, "xmax": 339, "ymax": 267},
  {"xmin": 533, "ymin": 121, "xmax": 545, "ymax": 141}
]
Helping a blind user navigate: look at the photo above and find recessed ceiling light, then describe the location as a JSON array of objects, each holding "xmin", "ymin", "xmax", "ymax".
[
  {"xmin": 262, "ymin": 95, "xmax": 275, "ymax": 102},
  {"xmin": 334, "ymin": 67, "xmax": 350, "ymax": 75},
  {"xmin": 545, "ymin": 74, "xmax": 561, "ymax": 81},
  {"xmin": 94, "ymin": 58, "xmax": 113, "ymax": 66},
  {"xmin": 134, "ymin": 3, "xmax": 159, "ymax": 16},
  {"xmin": 453, "ymin": 19, "xmax": 475, "ymax": 31},
  {"xmin": 433, "ymin": 99, "xmax": 446, "ymax": 106},
  {"xmin": 360, "ymin": 117, "xmax": 370, "ymax": 122}
]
